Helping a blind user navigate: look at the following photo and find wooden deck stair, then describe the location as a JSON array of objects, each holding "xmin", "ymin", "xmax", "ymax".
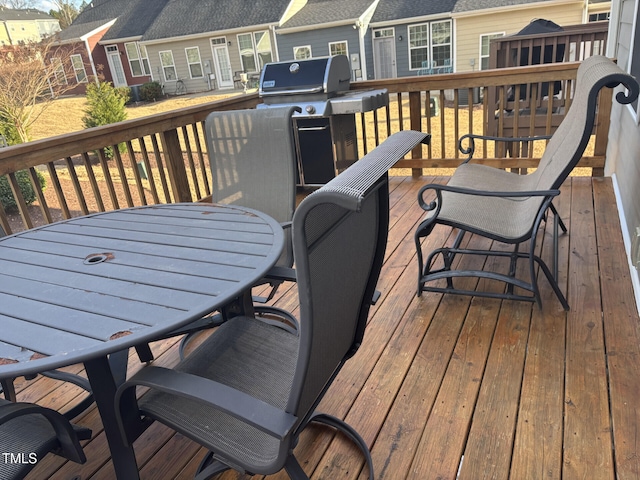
[{"xmin": 16, "ymin": 175, "xmax": 640, "ymax": 480}]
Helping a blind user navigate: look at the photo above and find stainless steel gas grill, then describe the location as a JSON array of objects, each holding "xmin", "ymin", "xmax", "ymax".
[{"xmin": 257, "ymin": 55, "xmax": 389, "ymax": 186}]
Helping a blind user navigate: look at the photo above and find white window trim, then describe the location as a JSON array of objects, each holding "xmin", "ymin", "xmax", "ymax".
[
  {"xmin": 293, "ymin": 45, "xmax": 312, "ymax": 59},
  {"xmin": 329, "ymin": 40, "xmax": 349, "ymax": 57},
  {"xmin": 185, "ymin": 46, "xmax": 203, "ymax": 79},
  {"xmin": 159, "ymin": 50, "xmax": 177, "ymax": 82},
  {"xmin": 479, "ymin": 32, "xmax": 505, "ymax": 70},
  {"xmin": 70, "ymin": 54, "xmax": 87, "ymax": 83}
]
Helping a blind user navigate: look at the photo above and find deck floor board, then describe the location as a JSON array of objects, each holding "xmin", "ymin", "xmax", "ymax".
[{"xmin": 12, "ymin": 176, "xmax": 640, "ymax": 480}]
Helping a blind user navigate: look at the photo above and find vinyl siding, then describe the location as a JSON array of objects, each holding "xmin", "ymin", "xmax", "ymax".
[
  {"xmin": 606, "ymin": 0, "xmax": 640, "ymax": 243},
  {"xmin": 144, "ymin": 29, "xmax": 278, "ymax": 92},
  {"xmin": 276, "ymin": 25, "xmax": 361, "ymax": 64}
]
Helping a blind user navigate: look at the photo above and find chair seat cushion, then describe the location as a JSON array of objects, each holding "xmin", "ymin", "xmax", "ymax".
[
  {"xmin": 138, "ymin": 316, "xmax": 299, "ymax": 473},
  {"xmin": 427, "ymin": 163, "xmax": 545, "ymax": 241}
]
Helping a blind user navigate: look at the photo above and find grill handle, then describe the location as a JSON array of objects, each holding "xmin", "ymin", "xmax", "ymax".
[
  {"xmin": 297, "ymin": 125, "xmax": 330, "ymax": 131},
  {"xmin": 262, "ymin": 86, "xmax": 324, "ymax": 96}
]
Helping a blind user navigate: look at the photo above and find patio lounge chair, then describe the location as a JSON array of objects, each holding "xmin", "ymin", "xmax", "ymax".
[
  {"xmin": 115, "ymin": 130, "xmax": 429, "ymax": 479},
  {"xmin": 0, "ymin": 398, "xmax": 91, "ymax": 479},
  {"xmin": 415, "ymin": 55, "xmax": 639, "ymax": 309}
]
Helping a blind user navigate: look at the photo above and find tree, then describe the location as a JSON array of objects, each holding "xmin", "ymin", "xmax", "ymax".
[
  {"xmin": 48, "ymin": 0, "xmax": 84, "ymax": 29},
  {"xmin": 0, "ymin": 40, "xmax": 81, "ymax": 143},
  {"xmin": 0, "ymin": 0, "xmax": 37, "ymax": 8},
  {"xmin": 82, "ymin": 81, "xmax": 129, "ymax": 157}
]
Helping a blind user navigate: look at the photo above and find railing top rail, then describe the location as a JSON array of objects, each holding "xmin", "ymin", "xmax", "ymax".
[
  {"xmin": 0, "ymin": 92, "xmax": 260, "ymax": 175},
  {"xmin": 351, "ymin": 61, "xmax": 581, "ymax": 93}
]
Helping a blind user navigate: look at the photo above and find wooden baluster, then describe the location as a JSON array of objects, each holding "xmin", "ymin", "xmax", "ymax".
[
  {"xmin": 46, "ymin": 161, "xmax": 71, "ymax": 219},
  {"xmin": 151, "ymin": 134, "xmax": 172, "ymax": 203},
  {"xmin": 7, "ymin": 172, "xmax": 34, "ymax": 230},
  {"xmin": 112, "ymin": 147, "xmax": 134, "ymax": 207},
  {"xmin": 82, "ymin": 152, "xmax": 106, "ymax": 212},
  {"xmin": 27, "ymin": 166, "xmax": 53, "ymax": 224},
  {"xmin": 137, "ymin": 138, "xmax": 160, "ymax": 204}
]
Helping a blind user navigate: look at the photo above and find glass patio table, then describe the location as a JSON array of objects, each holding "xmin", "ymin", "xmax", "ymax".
[{"xmin": 0, "ymin": 202, "xmax": 284, "ymax": 479}]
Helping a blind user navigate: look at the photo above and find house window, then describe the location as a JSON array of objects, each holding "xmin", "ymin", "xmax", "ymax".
[
  {"xmin": 139, "ymin": 45, "xmax": 151, "ymax": 75},
  {"xmin": 159, "ymin": 50, "xmax": 177, "ymax": 81},
  {"xmin": 125, "ymin": 42, "xmax": 150, "ymax": 77},
  {"xmin": 431, "ymin": 20, "xmax": 451, "ymax": 69},
  {"xmin": 294, "ymin": 45, "xmax": 312, "ymax": 59},
  {"xmin": 254, "ymin": 31, "xmax": 273, "ymax": 69},
  {"xmin": 480, "ymin": 32, "xmax": 504, "ymax": 70},
  {"xmin": 329, "ymin": 41, "xmax": 348, "ymax": 57},
  {"xmin": 374, "ymin": 28, "xmax": 393, "ymax": 39},
  {"xmin": 51, "ymin": 57, "xmax": 67, "ymax": 84},
  {"xmin": 237, "ymin": 31, "xmax": 272, "ymax": 73},
  {"xmin": 589, "ymin": 12, "xmax": 610, "ymax": 22},
  {"xmin": 70, "ymin": 54, "xmax": 87, "ymax": 83},
  {"xmin": 185, "ymin": 47, "xmax": 203, "ymax": 78},
  {"xmin": 409, "ymin": 23, "xmax": 430, "ymax": 69}
]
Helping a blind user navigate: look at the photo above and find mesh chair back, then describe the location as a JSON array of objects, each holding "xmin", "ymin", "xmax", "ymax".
[
  {"xmin": 287, "ymin": 130, "xmax": 428, "ymax": 420},
  {"xmin": 205, "ymin": 107, "xmax": 298, "ymax": 268},
  {"xmin": 531, "ymin": 55, "xmax": 638, "ymax": 191}
]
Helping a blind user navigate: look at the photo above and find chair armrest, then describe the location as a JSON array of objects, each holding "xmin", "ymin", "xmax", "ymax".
[
  {"xmin": 115, "ymin": 366, "xmax": 298, "ymax": 443},
  {"xmin": 458, "ymin": 133, "xmax": 553, "ymax": 163},
  {"xmin": 0, "ymin": 401, "xmax": 89, "ymax": 463},
  {"xmin": 418, "ymin": 183, "xmax": 560, "ymax": 212}
]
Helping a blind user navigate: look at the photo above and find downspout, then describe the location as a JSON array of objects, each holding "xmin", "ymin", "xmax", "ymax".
[
  {"xmin": 357, "ymin": 0, "xmax": 380, "ymax": 81},
  {"xmin": 84, "ymin": 37, "xmax": 99, "ymax": 84},
  {"xmin": 270, "ymin": 24, "xmax": 280, "ymax": 62}
]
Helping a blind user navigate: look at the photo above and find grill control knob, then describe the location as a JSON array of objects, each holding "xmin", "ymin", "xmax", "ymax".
[{"xmin": 305, "ymin": 105, "xmax": 316, "ymax": 115}]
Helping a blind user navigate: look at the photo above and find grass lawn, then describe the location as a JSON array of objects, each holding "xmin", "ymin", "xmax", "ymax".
[{"xmin": 29, "ymin": 90, "xmax": 245, "ymax": 141}]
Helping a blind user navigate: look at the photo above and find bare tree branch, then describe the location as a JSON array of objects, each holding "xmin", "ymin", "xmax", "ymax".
[{"xmin": 0, "ymin": 39, "xmax": 86, "ymax": 143}]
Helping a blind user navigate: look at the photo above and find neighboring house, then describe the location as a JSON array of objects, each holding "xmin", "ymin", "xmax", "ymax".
[
  {"xmin": 452, "ymin": 0, "xmax": 594, "ymax": 74},
  {"xmin": 0, "ymin": 8, "xmax": 60, "ymax": 46},
  {"xmin": 139, "ymin": 0, "xmax": 302, "ymax": 93},
  {"xmin": 366, "ymin": 0, "xmax": 457, "ymax": 79},
  {"xmin": 53, "ymin": 0, "xmax": 169, "ymax": 94},
  {"xmin": 275, "ymin": 0, "xmax": 380, "ymax": 80},
  {"xmin": 604, "ymin": 0, "xmax": 640, "ymax": 310}
]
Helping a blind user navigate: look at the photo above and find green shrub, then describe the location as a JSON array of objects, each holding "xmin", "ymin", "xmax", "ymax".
[
  {"xmin": 140, "ymin": 81, "xmax": 163, "ymax": 102},
  {"xmin": 0, "ymin": 116, "xmax": 21, "ymax": 146},
  {"xmin": 83, "ymin": 81, "xmax": 128, "ymax": 158},
  {"xmin": 0, "ymin": 170, "xmax": 46, "ymax": 211}
]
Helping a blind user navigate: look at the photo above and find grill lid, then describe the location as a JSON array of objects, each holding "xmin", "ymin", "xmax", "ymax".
[{"xmin": 259, "ymin": 55, "xmax": 351, "ymax": 97}]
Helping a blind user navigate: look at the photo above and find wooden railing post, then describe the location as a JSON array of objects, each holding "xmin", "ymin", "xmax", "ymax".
[
  {"xmin": 409, "ymin": 91, "xmax": 423, "ymax": 177},
  {"xmin": 592, "ymin": 88, "xmax": 613, "ymax": 177},
  {"xmin": 161, "ymin": 128, "xmax": 192, "ymax": 203}
]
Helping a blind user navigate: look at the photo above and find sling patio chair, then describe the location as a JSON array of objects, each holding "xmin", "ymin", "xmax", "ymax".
[
  {"xmin": 415, "ymin": 55, "xmax": 639, "ymax": 310},
  {"xmin": 0, "ymin": 398, "xmax": 91, "ymax": 480},
  {"xmin": 161, "ymin": 106, "xmax": 301, "ymax": 358},
  {"xmin": 114, "ymin": 130, "xmax": 429, "ymax": 480}
]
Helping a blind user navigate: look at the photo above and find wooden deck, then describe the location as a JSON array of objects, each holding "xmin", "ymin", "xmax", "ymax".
[{"xmin": 17, "ymin": 175, "xmax": 640, "ymax": 480}]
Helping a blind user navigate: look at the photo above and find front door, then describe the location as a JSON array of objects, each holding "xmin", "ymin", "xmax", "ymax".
[
  {"xmin": 373, "ymin": 29, "xmax": 397, "ymax": 79},
  {"xmin": 106, "ymin": 46, "xmax": 127, "ymax": 87},
  {"xmin": 211, "ymin": 38, "xmax": 233, "ymax": 88}
]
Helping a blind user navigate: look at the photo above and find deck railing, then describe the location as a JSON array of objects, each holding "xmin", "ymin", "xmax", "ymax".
[{"xmin": 0, "ymin": 60, "xmax": 612, "ymax": 234}]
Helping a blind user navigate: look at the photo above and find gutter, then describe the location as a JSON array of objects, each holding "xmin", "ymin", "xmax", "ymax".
[
  {"xmin": 141, "ymin": 23, "xmax": 279, "ymax": 46},
  {"xmin": 451, "ymin": 0, "xmax": 581, "ymax": 19}
]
